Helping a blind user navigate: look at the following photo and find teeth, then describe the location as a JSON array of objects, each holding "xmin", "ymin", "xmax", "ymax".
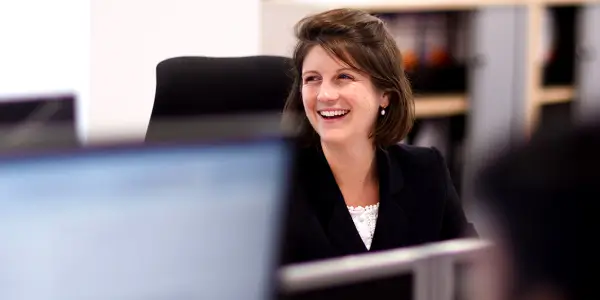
[{"xmin": 319, "ymin": 110, "xmax": 349, "ymax": 117}]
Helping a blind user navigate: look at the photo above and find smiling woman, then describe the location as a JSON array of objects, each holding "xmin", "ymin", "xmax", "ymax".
[
  {"xmin": 280, "ymin": 8, "xmax": 476, "ymax": 300},
  {"xmin": 300, "ymin": 45, "xmax": 394, "ymax": 145},
  {"xmin": 284, "ymin": 8, "xmax": 414, "ymax": 148}
]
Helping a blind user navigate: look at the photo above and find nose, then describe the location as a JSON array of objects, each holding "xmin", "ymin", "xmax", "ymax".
[{"xmin": 316, "ymin": 81, "xmax": 339, "ymax": 102}]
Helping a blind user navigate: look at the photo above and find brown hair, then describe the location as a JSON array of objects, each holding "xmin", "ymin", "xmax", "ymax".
[{"xmin": 283, "ymin": 8, "xmax": 414, "ymax": 147}]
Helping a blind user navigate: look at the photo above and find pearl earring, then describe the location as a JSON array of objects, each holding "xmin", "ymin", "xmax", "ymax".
[{"xmin": 380, "ymin": 108, "xmax": 386, "ymax": 116}]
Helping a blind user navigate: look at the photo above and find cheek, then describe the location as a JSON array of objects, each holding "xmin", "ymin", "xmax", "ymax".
[
  {"xmin": 346, "ymin": 86, "xmax": 380, "ymax": 114},
  {"xmin": 354, "ymin": 94, "xmax": 381, "ymax": 125},
  {"xmin": 301, "ymin": 89, "xmax": 318, "ymax": 122},
  {"xmin": 365, "ymin": 95, "xmax": 380, "ymax": 114},
  {"xmin": 301, "ymin": 87, "xmax": 315, "ymax": 109}
]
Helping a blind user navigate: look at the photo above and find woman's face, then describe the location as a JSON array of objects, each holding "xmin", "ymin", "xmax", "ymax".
[{"xmin": 301, "ymin": 45, "xmax": 389, "ymax": 146}]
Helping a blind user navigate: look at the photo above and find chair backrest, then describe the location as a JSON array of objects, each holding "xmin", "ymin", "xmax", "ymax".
[
  {"xmin": 150, "ymin": 55, "xmax": 293, "ymax": 117},
  {"xmin": 147, "ymin": 55, "xmax": 294, "ymax": 141}
]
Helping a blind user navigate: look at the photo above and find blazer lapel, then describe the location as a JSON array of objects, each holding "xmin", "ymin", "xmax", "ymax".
[
  {"xmin": 326, "ymin": 196, "xmax": 369, "ymax": 255},
  {"xmin": 370, "ymin": 148, "xmax": 410, "ymax": 251},
  {"xmin": 301, "ymin": 146, "xmax": 368, "ymax": 255},
  {"xmin": 298, "ymin": 146, "xmax": 411, "ymax": 255}
]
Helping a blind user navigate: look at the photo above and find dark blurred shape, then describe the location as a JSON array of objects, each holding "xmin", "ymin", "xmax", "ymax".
[
  {"xmin": 147, "ymin": 56, "xmax": 294, "ymax": 141},
  {"xmin": 475, "ymin": 120, "xmax": 594, "ymax": 300},
  {"xmin": 0, "ymin": 93, "xmax": 79, "ymax": 153},
  {"xmin": 542, "ymin": 6, "xmax": 578, "ymax": 86},
  {"xmin": 408, "ymin": 65, "xmax": 467, "ymax": 94},
  {"xmin": 535, "ymin": 102, "xmax": 574, "ymax": 140},
  {"xmin": 144, "ymin": 113, "xmax": 296, "ymax": 145}
]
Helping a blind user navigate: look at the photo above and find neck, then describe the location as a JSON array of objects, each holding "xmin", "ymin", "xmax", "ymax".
[{"xmin": 321, "ymin": 139, "xmax": 377, "ymax": 188}]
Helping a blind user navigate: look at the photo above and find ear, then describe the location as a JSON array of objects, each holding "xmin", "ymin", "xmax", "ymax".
[{"xmin": 380, "ymin": 92, "xmax": 390, "ymax": 109}]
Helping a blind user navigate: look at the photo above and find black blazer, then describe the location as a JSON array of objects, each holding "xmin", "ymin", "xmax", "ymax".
[{"xmin": 278, "ymin": 143, "xmax": 476, "ymax": 300}]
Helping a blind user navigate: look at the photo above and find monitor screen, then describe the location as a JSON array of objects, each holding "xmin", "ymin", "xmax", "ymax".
[{"xmin": 0, "ymin": 139, "xmax": 291, "ymax": 300}]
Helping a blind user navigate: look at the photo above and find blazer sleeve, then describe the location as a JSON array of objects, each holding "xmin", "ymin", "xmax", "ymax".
[{"xmin": 431, "ymin": 147, "xmax": 478, "ymax": 239}]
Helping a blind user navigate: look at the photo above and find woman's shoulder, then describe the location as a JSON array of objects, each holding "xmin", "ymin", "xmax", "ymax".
[
  {"xmin": 381, "ymin": 144, "xmax": 451, "ymax": 186},
  {"xmin": 383, "ymin": 143, "xmax": 446, "ymax": 170},
  {"xmin": 290, "ymin": 143, "xmax": 448, "ymax": 178}
]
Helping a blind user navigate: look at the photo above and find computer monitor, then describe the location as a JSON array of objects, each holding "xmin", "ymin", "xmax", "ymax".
[
  {"xmin": 0, "ymin": 92, "xmax": 78, "ymax": 151},
  {"xmin": 0, "ymin": 137, "xmax": 292, "ymax": 300}
]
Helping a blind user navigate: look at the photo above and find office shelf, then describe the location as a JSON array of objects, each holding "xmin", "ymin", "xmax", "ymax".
[
  {"xmin": 264, "ymin": 0, "xmax": 521, "ymax": 12},
  {"xmin": 264, "ymin": 0, "xmax": 600, "ymax": 12},
  {"xmin": 539, "ymin": 85, "xmax": 575, "ymax": 105},
  {"xmin": 542, "ymin": 0, "xmax": 600, "ymax": 5},
  {"xmin": 414, "ymin": 95, "xmax": 467, "ymax": 118}
]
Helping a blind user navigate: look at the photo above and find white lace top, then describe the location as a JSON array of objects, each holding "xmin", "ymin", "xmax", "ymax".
[{"xmin": 347, "ymin": 203, "xmax": 380, "ymax": 250}]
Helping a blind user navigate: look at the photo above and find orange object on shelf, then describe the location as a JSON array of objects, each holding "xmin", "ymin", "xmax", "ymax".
[
  {"xmin": 403, "ymin": 51, "xmax": 419, "ymax": 71},
  {"xmin": 386, "ymin": 13, "xmax": 419, "ymax": 71},
  {"xmin": 422, "ymin": 13, "xmax": 451, "ymax": 68},
  {"xmin": 428, "ymin": 47, "xmax": 451, "ymax": 66}
]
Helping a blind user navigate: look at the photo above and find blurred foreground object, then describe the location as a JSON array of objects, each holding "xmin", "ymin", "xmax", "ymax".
[
  {"xmin": 0, "ymin": 131, "xmax": 294, "ymax": 300},
  {"xmin": 475, "ymin": 120, "xmax": 595, "ymax": 300},
  {"xmin": 278, "ymin": 238, "xmax": 491, "ymax": 300},
  {"xmin": 0, "ymin": 93, "xmax": 78, "ymax": 153},
  {"xmin": 145, "ymin": 113, "xmax": 292, "ymax": 144}
]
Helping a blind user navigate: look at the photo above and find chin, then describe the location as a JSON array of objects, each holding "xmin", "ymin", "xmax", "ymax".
[{"xmin": 317, "ymin": 130, "xmax": 352, "ymax": 145}]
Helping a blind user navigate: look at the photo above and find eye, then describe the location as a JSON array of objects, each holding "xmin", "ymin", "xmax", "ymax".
[
  {"xmin": 338, "ymin": 73, "xmax": 354, "ymax": 80},
  {"xmin": 303, "ymin": 75, "xmax": 320, "ymax": 84}
]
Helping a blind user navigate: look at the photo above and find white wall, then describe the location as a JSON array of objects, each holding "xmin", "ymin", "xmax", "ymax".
[
  {"xmin": 1, "ymin": 0, "xmax": 261, "ymax": 144},
  {"xmin": 90, "ymin": 0, "xmax": 261, "ymax": 143},
  {"xmin": 0, "ymin": 0, "xmax": 90, "ymax": 140},
  {"xmin": 261, "ymin": 2, "xmax": 323, "ymax": 57}
]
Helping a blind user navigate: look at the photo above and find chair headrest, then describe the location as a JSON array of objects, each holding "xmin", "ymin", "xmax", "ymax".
[{"xmin": 151, "ymin": 56, "xmax": 294, "ymax": 118}]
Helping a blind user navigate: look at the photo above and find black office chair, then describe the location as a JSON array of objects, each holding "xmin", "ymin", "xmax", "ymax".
[{"xmin": 146, "ymin": 55, "xmax": 294, "ymax": 141}]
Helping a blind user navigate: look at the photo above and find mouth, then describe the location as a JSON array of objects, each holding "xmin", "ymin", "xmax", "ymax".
[{"xmin": 318, "ymin": 109, "xmax": 350, "ymax": 120}]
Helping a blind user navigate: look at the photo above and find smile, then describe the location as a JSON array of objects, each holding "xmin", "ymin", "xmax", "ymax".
[{"xmin": 318, "ymin": 110, "xmax": 350, "ymax": 119}]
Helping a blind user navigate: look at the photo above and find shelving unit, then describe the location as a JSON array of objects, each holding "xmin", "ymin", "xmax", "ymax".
[
  {"xmin": 262, "ymin": 0, "xmax": 598, "ymax": 120},
  {"xmin": 539, "ymin": 85, "xmax": 575, "ymax": 104},
  {"xmin": 263, "ymin": 0, "xmax": 598, "ymax": 12},
  {"xmin": 414, "ymin": 95, "xmax": 468, "ymax": 118},
  {"xmin": 264, "ymin": 0, "xmax": 525, "ymax": 12},
  {"xmin": 261, "ymin": 0, "xmax": 600, "ymax": 205}
]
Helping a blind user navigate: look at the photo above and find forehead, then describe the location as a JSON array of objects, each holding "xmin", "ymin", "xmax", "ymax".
[{"xmin": 302, "ymin": 45, "xmax": 351, "ymax": 72}]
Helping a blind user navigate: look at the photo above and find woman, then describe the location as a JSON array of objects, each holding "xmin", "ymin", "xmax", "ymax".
[{"xmin": 279, "ymin": 8, "xmax": 476, "ymax": 299}]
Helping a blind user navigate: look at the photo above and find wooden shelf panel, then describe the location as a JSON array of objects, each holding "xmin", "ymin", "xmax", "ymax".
[
  {"xmin": 540, "ymin": 0, "xmax": 600, "ymax": 6},
  {"xmin": 265, "ymin": 0, "xmax": 600, "ymax": 12},
  {"xmin": 414, "ymin": 94, "xmax": 467, "ymax": 118},
  {"xmin": 410, "ymin": 87, "xmax": 573, "ymax": 119},
  {"xmin": 539, "ymin": 85, "xmax": 575, "ymax": 105},
  {"xmin": 265, "ymin": 0, "xmax": 520, "ymax": 12}
]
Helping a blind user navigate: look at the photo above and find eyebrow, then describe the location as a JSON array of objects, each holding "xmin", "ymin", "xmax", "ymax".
[{"xmin": 301, "ymin": 67, "xmax": 356, "ymax": 76}]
